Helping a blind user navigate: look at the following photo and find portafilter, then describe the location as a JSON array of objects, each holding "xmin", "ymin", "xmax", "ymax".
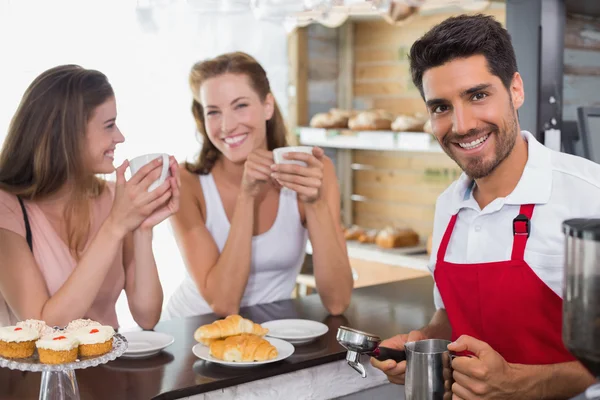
[{"xmin": 336, "ymin": 326, "xmax": 406, "ymax": 378}]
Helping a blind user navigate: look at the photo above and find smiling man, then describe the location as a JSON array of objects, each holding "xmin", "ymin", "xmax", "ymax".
[{"xmin": 371, "ymin": 14, "xmax": 600, "ymax": 399}]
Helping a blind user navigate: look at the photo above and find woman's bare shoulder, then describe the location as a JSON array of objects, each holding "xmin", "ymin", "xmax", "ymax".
[
  {"xmin": 177, "ymin": 165, "xmax": 206, "ymax": 221},
  {"xmin": 0, "ymin": 188, "xmax": 19, "ymax": 209}
]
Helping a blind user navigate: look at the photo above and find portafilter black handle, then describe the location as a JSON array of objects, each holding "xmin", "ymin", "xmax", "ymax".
[{"xmin": 372, "ymin": 346, "xmax": 406, "ymax": 362}]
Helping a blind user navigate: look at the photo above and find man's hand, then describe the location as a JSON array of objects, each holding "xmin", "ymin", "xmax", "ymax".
[
  {"xmin": 370, "ymin": 330, "xmax": 427, "ymax": 384},
  {"xmin": 448, "ymin": 335, "xmax": 519, "ymax": 399}
]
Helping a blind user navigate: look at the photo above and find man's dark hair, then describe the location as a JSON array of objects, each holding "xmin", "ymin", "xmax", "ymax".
[{"xmin": 409, "ymin": 14, "xmax": 517, "ymax": 99}]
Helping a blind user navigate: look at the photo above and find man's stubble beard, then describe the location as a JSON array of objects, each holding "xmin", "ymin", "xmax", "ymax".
[{"xmin": 442, "ymin": 103, "xmax": 519, "ymax": 179}]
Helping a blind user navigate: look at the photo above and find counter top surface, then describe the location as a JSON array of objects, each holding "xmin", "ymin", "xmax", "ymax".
[{"xmin": 0, "ymin": 277, "xmax": 435, "ymax": 400}]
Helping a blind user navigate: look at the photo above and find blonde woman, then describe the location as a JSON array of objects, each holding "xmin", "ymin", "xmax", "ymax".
[
  {"xmin": 0, "ymin": 65, "xmax": 180, "ymax": 329},
  {"xmin": 166, "ymin": 52, "xmax": 352, "ymax": 319}
]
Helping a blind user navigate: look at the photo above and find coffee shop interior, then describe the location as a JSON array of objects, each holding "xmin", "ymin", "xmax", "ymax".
[{"xmin": 0, "ymin": 0, "xmax": 599, "ymax": 399}]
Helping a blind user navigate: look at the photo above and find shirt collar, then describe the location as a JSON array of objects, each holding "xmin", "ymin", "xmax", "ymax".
[{"xmin": 449, "ymin": 130, "xmax": 553, "ymax": 214}]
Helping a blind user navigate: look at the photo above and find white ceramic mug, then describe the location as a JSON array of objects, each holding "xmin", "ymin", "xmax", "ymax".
[
  {"xmin": 129, "ymin": 153, "xmax": 170, "ymax": 192},
  {"xmin": 273, "ymin": 146, "xmax": 314, "ymax": 167}
]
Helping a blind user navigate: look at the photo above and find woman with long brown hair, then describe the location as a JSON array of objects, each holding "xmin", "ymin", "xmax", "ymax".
[
  {"xmin": 166, "ymin": 52, "xmax": 352, "ymax": 318},
  {"xmin": 0, "ymin": 65, "xmax": 180, "ymax": 329}
]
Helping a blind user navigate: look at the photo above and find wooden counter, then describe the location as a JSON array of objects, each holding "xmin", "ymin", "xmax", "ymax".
[{"xmin": 0, "ymin": 277, "xmax": 436, "ymax": 400}]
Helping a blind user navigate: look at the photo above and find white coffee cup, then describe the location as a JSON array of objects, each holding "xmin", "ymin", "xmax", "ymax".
[
  {"xmin": 273, "ymin": 146, "xmax": 314, "ymax": 167},
  {"xmin": 129, "ymin": 153, "xmax": 170, "ymax": 192}
]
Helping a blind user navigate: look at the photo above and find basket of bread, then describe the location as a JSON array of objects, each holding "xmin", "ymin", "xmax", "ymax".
[{"xmin": 192, "ymin": 315, "xmax": 294, "ymax": 366}]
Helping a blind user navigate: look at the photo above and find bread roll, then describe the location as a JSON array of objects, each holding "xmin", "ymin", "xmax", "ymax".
[
  {"xmin": 209, "ymin": 334, "xmax": 278, "ymax": 362},
  {"xmin": 344, "ymin": 225, "xmax": 365, "ymax": 240},
  {"xmin": 426, "ymin": 234, "xmax": 433, "ymax": 255},
  {"xmin": 309, "ymin": 112, "xmax": 348, "ymax": 129},
  {"xmin": 423, "ymin": 119, "xmax": 433, "ymax": 134},
  {"xmin": 348, "ymin": 110, "xmax": 393, "ymax": 131},
  {"xmin": 391, "ymin": 115, "xmax": 425, "ymax": 132},
  {"xmin": 358, "ymin": 229, "xmax": 378, "ymax": 244},
  {"xmin": 375, "ymin": 227, "xmax": 420, "ymax": 249},
  {"xmin": 194, "ymin": 315, "xmax": 268, "ymax": 342}
]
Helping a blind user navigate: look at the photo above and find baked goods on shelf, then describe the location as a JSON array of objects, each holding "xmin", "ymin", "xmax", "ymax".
[
  {"xmin": 194, "ymin": 315, "xmax": 268, "ymax": 344},
  {"xmin": 344, "ymin": 225, "xmax": 365, "ymax": 241},
  {"xmin": 0, "ymin": 325, "xmax": 39, "ymax": 359},
  {"xmin": 391, "ymin": 114, "xmax": 427, "ymax": 132},
  {"xmin": 427, "ymin": 235, "xmax": 433, "ymax": 255},
  {"xmin": 375, "ymin": 227, "xmax": 420, "ymax": 249},
  {"xmin": 309, "ymin": 111, "xmax": 349, "ymax": 129},
  {"xmin": 209, "ymin": 333, "xmax": 278, "ymax": 362},
  {"xmin": 72, "ymin": 325, "xmax": 115, "ymax": 357},
  {"xmin": 348, "ymin": 110, "xmax": 394, "ymax": 131},
  {"xmin": 358, "ymin": 229, "xmax": 379, "ymax": 244},
  {"xmin": 423, "ymin": 119, "xmax": 433, "ymax": 134},
  {"xmin": 36, "ymin": 333, "xmax": 79, "ymax": 364}
]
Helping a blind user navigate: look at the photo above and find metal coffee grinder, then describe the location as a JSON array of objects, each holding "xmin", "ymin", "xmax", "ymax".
[{"xmin": 563, "ymin": 219, "xmax": 600, "ymax": 399}]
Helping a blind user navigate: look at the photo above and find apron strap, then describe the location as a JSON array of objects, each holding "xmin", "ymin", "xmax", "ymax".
[
  {"xmin": 437, "ymin": 214, "xmax": 458, "ymax": 261},
  {"xmin": 511, "ymin": 204, "xmax": 535, "ymax": 261}
]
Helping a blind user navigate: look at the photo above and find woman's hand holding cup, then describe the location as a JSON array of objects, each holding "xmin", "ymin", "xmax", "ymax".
[
  {"xmin": 138, "ymin": 156, "xmax": 180, "ymax": 230},
  {"xmin": 108, "ymin": 154, "xmax": 177, "ymax": 236},
  {"xmin": 270, "ymin": 146, "xmax": 325, "ymax": 204},
  {"xmin": 241, "ymin": 149, "xmax": 278, "ymax": 198}
]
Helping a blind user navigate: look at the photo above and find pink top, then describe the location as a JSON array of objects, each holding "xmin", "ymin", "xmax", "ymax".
[{"xmin": 0, "ymin": 183, "xmax": 124, "ymax": 328}]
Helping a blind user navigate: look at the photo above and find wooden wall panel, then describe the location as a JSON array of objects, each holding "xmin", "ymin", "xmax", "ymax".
[
  {"xmin": 353, "ymin": 183, "xmax": 443, "ymax": 205},
  {"xmin": 353, "ymin": 169, "xmax": 456, "ymax": 189},
  {"xmin": 563, "ymin": 14, "xmax": 600, "ymax": 121},
  {"xmin": 352, "ymin": 7, "xmax": 505, "ymax": 116},
  {"xmin": 351, "ymin": 149, "xmax": 461, "ymax": 237},
  {"xmin": 306, "ymin": 24, "xmax": 339, "ymax": 119}
]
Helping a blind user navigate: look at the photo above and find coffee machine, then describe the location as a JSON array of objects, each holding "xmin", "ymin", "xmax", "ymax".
[{"xmin": 563, "ymin": 219, "xmax": 600, "ymax": 399}]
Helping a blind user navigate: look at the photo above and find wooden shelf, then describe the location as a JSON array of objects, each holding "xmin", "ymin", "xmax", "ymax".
[{"xmin": 297, "ymin": 127, "xmax": 442, "ymax": 152}]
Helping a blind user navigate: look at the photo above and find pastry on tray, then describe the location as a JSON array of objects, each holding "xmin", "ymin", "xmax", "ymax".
[
  {"xmin": 194, "ymin": 315, "xmax": 268, "ymax": 344},
  {"xmin": 358, "ymin": 229, "xmax": 378, "ymax": 244},
  {"xmin": 391, "ymin": 114, "xmax": 426, "ymax": 132},
  {"xmin": 309, "ymin": 110, "xmax": 349, "ymax": 129},
  {"xmin": 423, "ymin": 119, "xmax": 433, "ymax": 134},
  {"xmin": 348, "ymin": 110, "xmax": 394, "ymax": 131},
  {"xmin": 72, "ymin": 325, "xmax": 115, "ymax": 357},
  {"xmin": 375, "ymin": 227, "xmax": 420, "ymax": 249},
  {"xmin": 344, "ymin": 225, "xmax": 365, "ymax": 241},
  {"xmin": 0, "ymin": 325, "xmax": 39, "ymax": 359},
  {"xmin": 36, "ymin": 333, "xmax": 79, "ymax": 364},
  {"xmin": 209, "ymin": 333, "xmax": 278, "ymax": 362}
]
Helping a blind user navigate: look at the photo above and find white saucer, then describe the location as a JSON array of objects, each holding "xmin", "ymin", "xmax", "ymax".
[
  {"xmin": 192, "ymin": 337, "xmax": 294, "ymax": 367},
  {"xmin": 262, "ymin": 319, "xmax": 329, "ymax": 345},
  {"xmin": 120, "ymin": 331, "xmax": 174, "ymax": 359}
]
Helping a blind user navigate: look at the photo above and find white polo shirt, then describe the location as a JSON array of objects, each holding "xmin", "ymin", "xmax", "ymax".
[{"xmin": 428, "ymin": 130, "xmax": 600, "ymax": 309}]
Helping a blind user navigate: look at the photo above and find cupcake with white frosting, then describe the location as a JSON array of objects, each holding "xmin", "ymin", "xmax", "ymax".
[
  {"xmin": 73, "ymin": 326, "xmax": 114, "ymax": 357},
  {"xmin": 0, "ymin": 325, "xmax": 39, "ymax": 359},
  {"xmin": 36, "ymin": 333, "xmax": 79, "ymax": 364},
  {"xmin": 64, "ymin": 319, "xmax": 101, "ymax": 333},
  {"xmin": 16, "ymin": 319, "xmax": 57, "ymax": 336}
]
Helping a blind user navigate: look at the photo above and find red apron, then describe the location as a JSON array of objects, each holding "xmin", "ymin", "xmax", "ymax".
[{"xmin": 434, "ymin": 204, "xmax": 576, "ymax": 364}]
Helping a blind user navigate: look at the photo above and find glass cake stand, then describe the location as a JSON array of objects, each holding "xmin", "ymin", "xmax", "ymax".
[{"xmin": 0, "ymin": 333, "xmax": 128, "ymax": 400}]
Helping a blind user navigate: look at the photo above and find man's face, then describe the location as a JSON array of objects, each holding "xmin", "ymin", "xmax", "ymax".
[{"xmin": 421, "ymin": 55, "xmax": 524, "ymax": 179}]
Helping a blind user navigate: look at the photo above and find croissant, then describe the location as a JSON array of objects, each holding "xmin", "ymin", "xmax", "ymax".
[
  {"xmin": 194, "ymin": 315, "xmax": 268, "ymax": 342},
  {"xmin": 209, "ymin": 334, "xmax": 278, "ymax": 362}
]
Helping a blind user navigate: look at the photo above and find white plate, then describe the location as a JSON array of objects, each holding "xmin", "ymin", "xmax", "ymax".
[
  {"xmin": 192, "ymin": 337, "xmax": 294, "ymax": 367},
  {"xmin": 120, "ymin": 331, "xmax": 175, "ymax": 359},
  {"xmin": 262, "ymin": 319, "xmax": 329, "ymax": 344}
]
